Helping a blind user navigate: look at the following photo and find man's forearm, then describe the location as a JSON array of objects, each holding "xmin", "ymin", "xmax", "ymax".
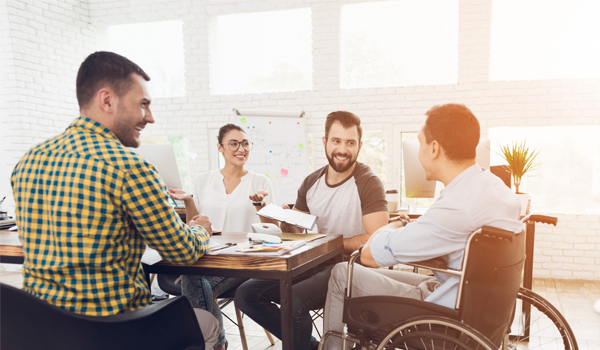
[
  {"xmin": 183, "ymin": 198, "xmax": 199, "ymax": 222},
  {"xmin": 343, "ymin": 232, "xmax": 371, "ymax": 255},
  {"xmin": 280, "ymin": 221, "xmax": 304, "ymax": 233}
]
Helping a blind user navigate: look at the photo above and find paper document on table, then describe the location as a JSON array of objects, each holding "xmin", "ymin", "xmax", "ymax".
[
  {"xmin": 141, "ymin": 246, "xmax": 162, "ymax": 265},
  {"xmin": 257, "ymin": 204, "xmax": 318, "ymax": 231},
  {"xmin": 235, "ymin": 240, "xmax": 306, "ymax": 255}
]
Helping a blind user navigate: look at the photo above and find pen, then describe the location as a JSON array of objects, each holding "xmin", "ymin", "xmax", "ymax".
[{"xmin": 0, "ymin": 197, "xmax": 5, "ymax": 204}]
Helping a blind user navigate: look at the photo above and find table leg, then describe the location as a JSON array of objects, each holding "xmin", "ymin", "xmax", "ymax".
[
  {"xmin": 521, "ymin": 220, "xmax": 535, "ymax": 339},
  {"xmin": 280, "ymin": 275, "xmax": 294, "ymax": 350}
]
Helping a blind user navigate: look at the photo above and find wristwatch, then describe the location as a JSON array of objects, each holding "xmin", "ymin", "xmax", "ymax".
[{"xmin": 252, "ymin": 200, "xmax": 264, "ymax": 207}]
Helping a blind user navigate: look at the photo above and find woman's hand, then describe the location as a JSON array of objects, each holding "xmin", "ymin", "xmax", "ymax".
[
  {"xmin": 249, "ymin": 191, "xmax": 268, "ymax": 202},
  {"xmin": 168, "ymin": 188, "xmax": 192, "ymax": 201}
]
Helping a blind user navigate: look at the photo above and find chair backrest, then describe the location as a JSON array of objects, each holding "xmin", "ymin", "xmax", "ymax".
[
  {"xmin": 158, "ymin": 273, "xmax": 184, "ymax": 296},
  {"xmin": 0, "ymin": 283, "xmax": 205, "ymax": 350},
  {"xmin": 457, "ymin": 226, "xmax": 525, "ymax": 347}
]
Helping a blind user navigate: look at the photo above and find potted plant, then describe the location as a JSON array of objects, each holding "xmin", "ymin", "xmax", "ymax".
[{"xmin": 497, "ymin": 141, "xmax": 541, "ymax": 216}]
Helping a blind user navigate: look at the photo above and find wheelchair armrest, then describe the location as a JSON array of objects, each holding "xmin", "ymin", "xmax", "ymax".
[{"xmin": 407, "ymin": 257, "xmax": 448, "ymax": 270}]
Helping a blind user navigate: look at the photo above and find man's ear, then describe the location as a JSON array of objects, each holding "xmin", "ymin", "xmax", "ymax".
[
  {"xmin": 322, "ymin": 136, "xmax": 327, "ymax": 147},
  {"xmin": 430, "ymin": 140, "xmax": 441, "ymax": 159},
  {"xmin": 97, "ymin": 88, "xmax": 116, "ymax": 114}
]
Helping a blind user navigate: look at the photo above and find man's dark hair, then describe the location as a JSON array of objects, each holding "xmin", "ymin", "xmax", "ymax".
[
  {"xmin": 423, "ymin": 103, "xmax": 480, "ymax": 161},
  {"xmin": 76, "ymin": 51, "xmax": 150, "ymax": 109},
  {"xmin": 218, "ymin": 123, "xmax": 245, "ymax": 144},
  {"xmin": 325, "ymin": 111, "xmax": 363, "ymax": 142}
]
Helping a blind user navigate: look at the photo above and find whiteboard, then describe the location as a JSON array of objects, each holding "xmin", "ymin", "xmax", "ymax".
[{"xmin": 234, "ymin": 114, "xmax": 310, "ymax": 206}]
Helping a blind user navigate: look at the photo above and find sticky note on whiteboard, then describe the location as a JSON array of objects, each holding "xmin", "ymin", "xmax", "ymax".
[
  {"xmin": 240, "ymin": 117, "xmax": 247, "ymax": 123},
  {"xmin": 280, "ymin": 168, "xmax": 289, "ymax": 176},
  {"xmin": 298, "ymin": 143, "xmax": 304, "ymax": 149}
]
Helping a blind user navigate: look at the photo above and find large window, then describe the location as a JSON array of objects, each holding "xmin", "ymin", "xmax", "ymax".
[
  {"xmin": 106, "ymin": 21, "xmax": 186, "ymax": 98},
  {"xmin": 209, "ymin": 8, "xmax": 313, "ymax": 95},
  {"xmin": 489, "ymin": 126, "xmax": 600, "ymax": 214},
  {"xmin": 340, "ymin": 0, "xmax": 458, "ymax": 89},
  {"xmin": 490, "ymin": 0, "xmax": 600, "ymax": 81}
]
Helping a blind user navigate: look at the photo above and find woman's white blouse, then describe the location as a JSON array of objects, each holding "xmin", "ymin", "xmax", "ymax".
[{"xmin": 192, "ymin": 169, "xmax": 275, "ymax": 232}]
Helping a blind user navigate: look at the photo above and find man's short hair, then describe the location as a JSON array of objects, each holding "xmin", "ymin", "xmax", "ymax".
[
  {"xmin": 325, "ymin": 111, "xmax": 363, "ymax": 142},
  {"xmin": 423, "ymin": 103, "xmax": 480, "ymax": 161},
  {"xmin": 76, "ymin": 51, "xmax": 150, "ymax": 110}
]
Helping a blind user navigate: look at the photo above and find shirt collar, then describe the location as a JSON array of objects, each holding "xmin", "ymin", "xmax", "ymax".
[{"xmin": 67, "ymin": 116, "xmax": 119, "ymax": 141}]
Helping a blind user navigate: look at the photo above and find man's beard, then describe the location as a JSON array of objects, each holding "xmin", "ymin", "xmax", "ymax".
[
  {"xmin": 113, "ymin": 104, "xmax": 140, "ymax": 148},
  {"xmin": 326, "ymin": 151, "xmax": 358, "ymax": 173}
]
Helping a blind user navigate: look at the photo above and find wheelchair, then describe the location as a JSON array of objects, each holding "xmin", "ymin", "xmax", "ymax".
[{"xmin": 320, "ymin": 215, "xmax": 578, "ymax": 350}]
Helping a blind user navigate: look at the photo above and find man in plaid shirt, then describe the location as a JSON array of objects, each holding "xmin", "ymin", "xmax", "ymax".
[{"xmin": 11, "ymin": 51, "xmax": 222, "ymax": 349}]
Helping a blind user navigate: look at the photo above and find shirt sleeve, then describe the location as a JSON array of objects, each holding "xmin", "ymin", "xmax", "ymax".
[
  {"xmin": 370, "ymin": 199, "xmax": 474, "ymax": 267},
  {"xmin": 359, "ymin": 175, "xmax": 388, "ymax": 215},
  {"xmin": 294, "ymin": 177, "xmax": 310, "ymax": 212},
  {"xmin": 121, "ymin": 162, "xmax": 210, "ymax": 265}
]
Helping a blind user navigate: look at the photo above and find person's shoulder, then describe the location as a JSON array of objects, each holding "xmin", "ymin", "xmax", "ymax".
[
  {"xmin": 303, "ymin": 165, "xmax": 327, "ymax": 185},
  {"xmin": 352, "ymin": 162, "xmax": 383, "ymax": 184},
  {"xmin": 246, "ymin": 170, "xmax": 269, "ymax": 181},
  {"xmin": 194, "ymin": 169, "xmax": 220, "ymax": 185}
]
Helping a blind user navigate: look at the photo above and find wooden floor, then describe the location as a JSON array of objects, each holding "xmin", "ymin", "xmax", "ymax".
[{"xmin": 2, "ymin": 264, "xmax": 599, "ymax": 350}]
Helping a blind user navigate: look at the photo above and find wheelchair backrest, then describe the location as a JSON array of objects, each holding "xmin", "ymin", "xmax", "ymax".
[{"xmin": 457, "ymin": 226, "xmax": 525, "ymax": 347}]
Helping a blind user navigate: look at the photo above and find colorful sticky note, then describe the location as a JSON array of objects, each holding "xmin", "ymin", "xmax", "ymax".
[
  {"xmin": 281, "ymin": 168, "xmax": 289, "ymax": 176},
  {"xmin": 240, "ymin": 117, "xmax": 247, "ymax": 123},
  {"xmin": 298, "ymin": 143, "xmax": 304, "ymax": 149}
]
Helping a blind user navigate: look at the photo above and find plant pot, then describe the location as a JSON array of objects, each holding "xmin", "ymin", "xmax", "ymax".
[{"xmin": 517, "ymin": 193, "xmax": 531, "ymax": 217}]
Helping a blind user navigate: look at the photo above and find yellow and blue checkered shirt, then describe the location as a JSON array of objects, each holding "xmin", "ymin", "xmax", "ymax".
[{"xmin": 11, "ymin": 117, "xmax": 210, "ymax": 316}]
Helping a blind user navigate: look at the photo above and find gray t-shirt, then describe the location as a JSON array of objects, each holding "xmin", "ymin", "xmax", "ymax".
[{"xmin": 294, "ymin": 162, "xmax": 387, "ymax": 238}]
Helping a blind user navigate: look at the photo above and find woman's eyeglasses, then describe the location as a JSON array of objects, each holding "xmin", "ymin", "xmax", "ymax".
[{"xmin": 222, "ymin": 140, "xmax": 253, "ymax": 151}]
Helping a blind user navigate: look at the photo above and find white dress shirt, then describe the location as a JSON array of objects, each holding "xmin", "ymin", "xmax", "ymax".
[
  {"xmin": 192, "ymin": 169, "xmax": 274, "ymax": 232},
  {"xmin": 370, "ymin": 164, "xmax": 523, "ymax": 308}
]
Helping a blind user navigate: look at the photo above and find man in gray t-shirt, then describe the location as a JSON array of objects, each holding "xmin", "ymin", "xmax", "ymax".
[{"xmin": 235, "ymin": 111, "xmax": 389, "ymax": 350}]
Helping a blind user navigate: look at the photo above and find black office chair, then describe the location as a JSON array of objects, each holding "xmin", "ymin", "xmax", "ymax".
[
  {"xmin": 321, "ymin": 225, "xmax": 525, "ymax": 350},
  {"xmin": 0, "ymin": 283, "xmax": 205, "ymax": 350},
  {"xmin": 157, "ymin": 273, "xmax": 276, "ymax": 350}
]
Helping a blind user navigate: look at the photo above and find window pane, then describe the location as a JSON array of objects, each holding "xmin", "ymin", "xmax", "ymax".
[
  {"xmin": 490, "ymin": 0, "xmax": 600, "ymax": 81},
  {"xmin": 108, "ymin": 21, "xmax": 185, "ymax": 98},
  {"xmin": 340, "ymin": 0, "xmax": 458, "ymax": 89},
  {"xmin": 358, "ymin": 130, "xmax": 387, "ymax": 185},
  {"xmin": 489, "ymin": 126, "xmax": 600, "ymax": 214},
  {"xmin": 210, "ymin": 8, "xmax": 313, "ymax": 95}
]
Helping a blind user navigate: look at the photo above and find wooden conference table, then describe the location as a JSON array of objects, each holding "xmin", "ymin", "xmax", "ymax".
[{"xmin": 0, "ymin": 228, "xmax": 343, "ymax": 350}]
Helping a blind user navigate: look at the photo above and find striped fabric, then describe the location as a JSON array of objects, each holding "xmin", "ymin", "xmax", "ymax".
[{"xmin": 11, "ymin": 117, "xmax": 209, "ymax": 316}]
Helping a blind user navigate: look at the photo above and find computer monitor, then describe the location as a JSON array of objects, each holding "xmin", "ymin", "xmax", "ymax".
[
  {"xmin": 131, "ymin": 144, "xmax": 183, "ymax": 189},
  {"xmin": 402, "ymin": 138, "xmax": 490, "ymax": 199}
]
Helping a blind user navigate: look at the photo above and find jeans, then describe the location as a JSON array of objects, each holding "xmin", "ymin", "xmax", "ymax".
[
  {"xmin": 182, "ymin": 275, "xmax": 247, "ymax": 347},
  {"xmin": 234, "ymin": 264, "xmax": 333, "ymax": 350}
]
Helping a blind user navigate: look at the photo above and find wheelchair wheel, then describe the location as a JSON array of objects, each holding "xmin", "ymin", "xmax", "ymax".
[
  {"xmin": 508, "ymin": 288, "xmax": 578, "ymax": 350},
  {"xmin": 376, "ymin": 316, "xmax": 496, "ymax": 350}
]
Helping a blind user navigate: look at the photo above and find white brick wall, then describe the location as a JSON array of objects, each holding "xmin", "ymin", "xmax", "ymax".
[
  {"xmin": 0, "ymin": 0, "xmax": 94, "ymax": 210},
  {"xmin": 2, "ymin": 0, "xmax": 600, "ymax": 280}
]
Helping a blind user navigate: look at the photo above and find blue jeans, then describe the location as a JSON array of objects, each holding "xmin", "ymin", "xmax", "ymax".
[
  {"xmin": 235, "ymin": 264, "xmax": 333, "ymax": 350},
  {"xmin": 182, "ymin": 275, "xmax": 247, "ymax": 347}
]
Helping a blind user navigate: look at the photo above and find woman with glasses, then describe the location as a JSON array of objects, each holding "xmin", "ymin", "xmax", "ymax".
[{"xmin": 167, "ymin": 123, "xmax": 276, "ymax": 349}]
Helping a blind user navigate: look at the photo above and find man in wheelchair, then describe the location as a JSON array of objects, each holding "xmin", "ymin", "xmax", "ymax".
[{"xmin": 323, "ymin": 103, "xmax": 524, "ymax": 349}]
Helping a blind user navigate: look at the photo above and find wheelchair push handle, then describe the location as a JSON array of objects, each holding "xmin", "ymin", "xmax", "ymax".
[{"xmin": 520, "ymin": 214, "xmax": 558, "ymax": 226}]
